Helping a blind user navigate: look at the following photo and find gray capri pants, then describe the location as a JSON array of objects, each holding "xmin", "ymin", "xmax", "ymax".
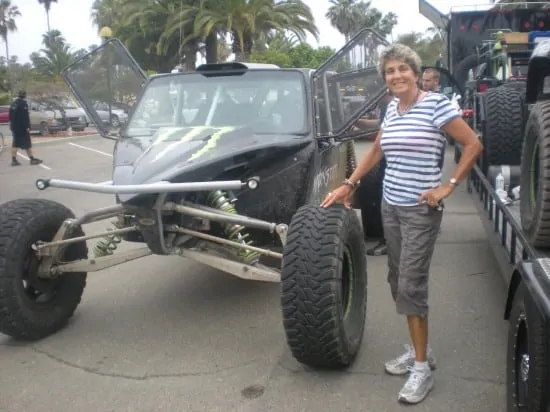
[{"xmin": 381, "ymin": 197, "xmax": 443, "ymax": 317}]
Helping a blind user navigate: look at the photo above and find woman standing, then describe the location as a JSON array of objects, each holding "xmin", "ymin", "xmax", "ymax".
[{"xmin": 321, "ymin": 44, "xmax": 482, "ymax": 404}]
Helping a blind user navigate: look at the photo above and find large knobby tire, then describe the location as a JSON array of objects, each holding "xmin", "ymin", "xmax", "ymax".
[
  {"xmin": 482, "ymin": 86, "xmax": 524, "ymax": 175},
  {"xmin": 355, "ymin": 163, "xmax": 384, "ymax": 239},
  {"xmin": 281, "ymin": 204, "xmax": 367, "ymax": 369},
  {"xmin": 0, "ymin": 198, "xmax": 88, "ymax": 340},
  {"xmin": 506, "ymin": 282, "xmax": 550, "ymax": 411},
  {"xmin": 501, "ymin": 81, "xmax": 526, "ymax": 96},
  {"xmin": 520, "ymin": 101, "xmax": 550, "ymax": 248}
]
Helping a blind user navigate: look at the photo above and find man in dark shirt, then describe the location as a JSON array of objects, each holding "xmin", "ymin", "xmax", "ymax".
[{"xmin": 9, "ymin": 90, "xmax": 43, "ymax": 166}]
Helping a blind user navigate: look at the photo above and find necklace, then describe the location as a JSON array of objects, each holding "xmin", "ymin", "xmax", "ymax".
[{"xmin": 397, "ymin": 89, "xmax": 422, "ymax": 115}]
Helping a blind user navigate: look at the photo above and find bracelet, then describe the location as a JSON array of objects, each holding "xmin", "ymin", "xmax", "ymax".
[{"xmin": 342, "ymin": 179, "xmax": 358, "ymax": 189}]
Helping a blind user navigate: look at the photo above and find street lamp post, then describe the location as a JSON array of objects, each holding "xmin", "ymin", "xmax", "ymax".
[{"xmin": 99, "ymin": 26, "xmax": 113, "ymax": 131}]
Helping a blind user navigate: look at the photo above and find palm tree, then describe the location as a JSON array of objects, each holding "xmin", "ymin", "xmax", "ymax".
[
  {"xmin": 167, "ymin": 0, "xmax": 319, "ymax": 62},
  {"xmin": 0, "ymin": 0, "xmax": 20, "ymax": 65},
  {"xmin": 325, "ymin": 0, "xmax": 360, "ymax": 41},
  {"xmin": 38, "ymin": 0, "xmax": 57, "ymax": 31},
  {"xmin": 91, "ymin": 0, "xmax": 124, "ymax": 29},
  {"xmin": 30, "ymin": 30, "xmax": 79, "ymax": 77},
  {"xmin": 120, "ymin": 0, "xmax": 199, "ymax": 71}
]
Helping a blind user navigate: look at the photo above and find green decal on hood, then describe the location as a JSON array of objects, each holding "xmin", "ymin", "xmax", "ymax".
[
  {"xmin": 151, "ymin": 126, "xmax": 213, "ymax": 163},
  {"xmin": 151, "ymin": 126, "xmax": 211, "ymax": 147},
  {"xmin": 188, "ymin": 126, "xmax": 236, "ymax": 162}
]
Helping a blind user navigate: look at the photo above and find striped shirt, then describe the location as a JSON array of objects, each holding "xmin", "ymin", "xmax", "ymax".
[{"xmin": 380, "ymin": 92, "xmax": 461, "ymax": 206}]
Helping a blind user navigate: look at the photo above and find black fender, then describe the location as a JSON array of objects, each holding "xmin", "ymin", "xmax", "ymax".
[
  {"xmin": 525, "ymin": 41, "xmax": 550, "ymax": 104},
  {"xmin": 504, "ymin": 260, "xmax": 550, "ymax": 324}
]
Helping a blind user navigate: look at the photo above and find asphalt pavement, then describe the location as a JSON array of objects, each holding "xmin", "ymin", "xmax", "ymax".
[{"xmin": 0, "ymin": 135, "xmax": 507, "ymax": 412}]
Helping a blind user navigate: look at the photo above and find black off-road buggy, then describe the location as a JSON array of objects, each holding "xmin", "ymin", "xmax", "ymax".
[{"xmin": 0, "ymin": 29, "xmax": 389, "ymax": 369}]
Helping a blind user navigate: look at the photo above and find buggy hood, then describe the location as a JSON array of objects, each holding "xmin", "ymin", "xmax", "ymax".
[{"xmin": 112, "ymin": 125, "xmax": 309, "ymax": 188}]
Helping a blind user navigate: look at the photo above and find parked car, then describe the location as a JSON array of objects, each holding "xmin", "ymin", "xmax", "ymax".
[
  {"xmin": 91, "ymin": 101, "xmax": 128, "ymax": 127},
  {"xmin": 0, "ymin": 105, "xmax": 9, "ymax": 123},
  {"xmin": 0, "ymin": 102, "xmax": 63, "ymax": 135},
  {"xmin": 27, "ymin": 100, "xmax": 64, "ymax": 135},
  {"xmin": 33, "ymin": 99, "xmax": 89, "ymax": 131}
]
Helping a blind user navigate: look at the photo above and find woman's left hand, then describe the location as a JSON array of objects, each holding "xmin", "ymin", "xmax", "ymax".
[{"xmin": 418, "ymin": 183, "xmax": 454, "ymax": 208}]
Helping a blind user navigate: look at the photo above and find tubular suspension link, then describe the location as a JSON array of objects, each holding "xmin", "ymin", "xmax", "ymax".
[{"xmin": 206, "ymin": 190, "xmax": 261, "ymax": 265}]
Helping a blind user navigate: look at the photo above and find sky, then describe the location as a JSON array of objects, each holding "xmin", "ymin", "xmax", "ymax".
[{"xmin": 8, "ymin": 0, "xmax": 482, "ymax": 65}]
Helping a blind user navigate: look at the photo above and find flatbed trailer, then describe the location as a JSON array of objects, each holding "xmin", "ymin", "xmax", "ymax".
[{"xmin": 459, "ymin": 142, "xmax": 550, "ymax": 410}]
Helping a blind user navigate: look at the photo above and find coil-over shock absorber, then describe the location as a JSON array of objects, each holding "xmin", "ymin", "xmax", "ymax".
[
  {"xmin": 206, "ymin": 190, "xmax": 260, "ymax": 265},
  {"xmin": 93, "ymin": 220, "xmax": 125, "ymax": 258}
]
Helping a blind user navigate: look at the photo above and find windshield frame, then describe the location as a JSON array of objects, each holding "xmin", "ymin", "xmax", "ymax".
[{"xmin": 120, "ymin": 68, "xmax": 311, "ymax": 140}]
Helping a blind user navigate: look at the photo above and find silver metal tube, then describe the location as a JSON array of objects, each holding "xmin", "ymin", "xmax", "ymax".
[
  {"xmin": 42, "ymin": 178, "xmax": 245, "ymax": 194},
  {"xmin": 178, "ymin": 201, "xmax": 276, "ymax": 228},
  {"xmin": 165, "ymin": 203, "xmax": 277, "ymax": 232},
  {"xmin": 72, "ymin": 204, "xmax": 127, "ymax": 225},
  {"xmin": 36, "ymin": 226, "xmax": 137, "ymax": 250},
  {"xmin": 173, "ymin": 226, "xmax": 282, "ymax": 259}
]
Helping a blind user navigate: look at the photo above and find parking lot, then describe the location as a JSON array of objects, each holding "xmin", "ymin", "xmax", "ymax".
[{"xmin": 0, "ymin": 135, "xmax": 507, "ymax": 411}]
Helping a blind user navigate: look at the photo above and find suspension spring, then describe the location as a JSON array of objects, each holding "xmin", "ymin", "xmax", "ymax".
[
  {"xmin": 206, "ymin": 190, "xmax": 261, "ymax": 265},
  {"xmin": 93, "ymin": 220, "xmax": 125, "ymax": 258}
]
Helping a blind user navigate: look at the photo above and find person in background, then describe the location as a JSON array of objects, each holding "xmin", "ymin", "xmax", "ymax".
[
  {"xmin": 321, "ymin": 43, "xmax": 482, "ymax": 405},
  {"xmin": 421, "ymin": 68, "xmax": 441, "ymax": 93},
  {"xmin": 9, "ymin": 90, "xmax": 43, "ymax": 166}
]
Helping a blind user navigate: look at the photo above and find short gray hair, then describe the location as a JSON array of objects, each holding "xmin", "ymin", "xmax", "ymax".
[{"xmin": 378, "ymin": 43, "xmax": 422, "ymax": 79}]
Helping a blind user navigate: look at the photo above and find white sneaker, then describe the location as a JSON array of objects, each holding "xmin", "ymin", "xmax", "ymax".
[
  {"xmin": 384, "ymin": 344, "xmax": 437, "ymax": 375},
  {"xmin": 398, "ymin": 365, "xmax": 435, "ymax": 404}
]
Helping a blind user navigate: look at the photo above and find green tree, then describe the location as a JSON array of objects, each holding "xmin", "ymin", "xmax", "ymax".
[
  {"xmin": 168, "ymin": 0, "xmax": 319, "ymax": 62},
  {"xmin": 38, "ymin": 0, "xmax": 57, "ymax": 31},
  {"xmin": 0, "ymin": 0, "xmax": 20, "ymax": 68},
  {"xmin": 396, "ymin": 29, "xmax": 445, "ymax": 66},
  {"xmin": 30, "ymin": 30, "xmax": 82, "ymax": 78},
  {"xmin": 326, "ymin": 0, "xmax": 397, "ymax": 40},
  {"xmin": 250, "ymin": 43, "xmax": 335, "ymax": 68}
]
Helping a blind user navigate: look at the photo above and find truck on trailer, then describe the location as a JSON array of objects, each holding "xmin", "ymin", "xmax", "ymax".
[{"xmin": 419, "ymin": 1, "xmax": 550, "ymax": 410}]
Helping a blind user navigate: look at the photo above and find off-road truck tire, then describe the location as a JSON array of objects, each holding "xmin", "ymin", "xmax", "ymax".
[
  {"xmin": 520, "ymin": 101, "xmax": 550, "ymax": 248},
  {"xmin": 482, "ymin": 86, "xmax": 524, "ymax": 175},
  {"xmin": 506, "ymin": 282, "xmax": 550, "ymax": 411},
  {"xmin": 355, "ymin": 163, "xmax": 384, "ymax": 239},
  {"xmin": 281, "ymin": 204, "xmax": 367, "ymax": 369},
  {"xmin": 501, "ymin": 80, "xmax": 526, "ymax": 95},
  {"xmin": 0, "ymin": 198, "xmax": 88, "ymax": 340}
]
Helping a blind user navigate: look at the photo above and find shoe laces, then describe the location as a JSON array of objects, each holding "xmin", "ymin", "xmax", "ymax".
[{"xmin": 404, "ymin": 366, "xmax": 426, "ymax": 390}]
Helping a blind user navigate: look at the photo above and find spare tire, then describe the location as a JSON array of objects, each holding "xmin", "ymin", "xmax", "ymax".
[
  {"xmin": 281, "ymin": 204, "xmax": 367, "ymax": 368},
  {"xmin": 481, "ymin": 86, "xmax": 524, "ymax": 175},
  {"xmin": 520, "ymin": 101, "xmax": 550, "ymax": 248}
]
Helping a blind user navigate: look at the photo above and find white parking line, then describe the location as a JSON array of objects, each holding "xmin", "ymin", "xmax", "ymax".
[
  {"xmin": 68, "ymin": 142, "xmax": 113, "ymax": 157},
  {"xmin": 17, "ymin": 153, "xmax": 51, "ymax": 170}
]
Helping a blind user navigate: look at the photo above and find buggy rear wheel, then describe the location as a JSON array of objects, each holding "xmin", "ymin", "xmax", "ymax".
[
  {"xmin": 0, "ymin": 198, "xmax": 88, "ymax": 340},
  {"xmin": 281, "ymin": 204, "xmax": 367, "ymax": 368}
]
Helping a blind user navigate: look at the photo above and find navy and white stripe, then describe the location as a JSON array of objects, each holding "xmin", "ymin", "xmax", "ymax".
[{"xmin": 380, "ymin": 92, "xmax": 461, "ymax": 206}]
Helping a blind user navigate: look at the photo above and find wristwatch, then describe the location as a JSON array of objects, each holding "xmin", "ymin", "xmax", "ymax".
[{"xmin": 449, "ymin": 178, "xmax": 458, "ymax": 187}]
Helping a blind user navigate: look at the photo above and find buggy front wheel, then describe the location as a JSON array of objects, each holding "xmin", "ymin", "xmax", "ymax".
[
  {"xmin": 281, "ymin": 204, "xmax": 367, "ymax": 369},
  {"xmin": 0, "ymin": 198, "xmax": 88, "ymax": 340}
]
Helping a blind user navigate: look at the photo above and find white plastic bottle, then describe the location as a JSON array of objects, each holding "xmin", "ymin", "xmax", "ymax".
[
  {"xmin": 495, "ymin": 172, "xmax": 508, "ymax": 202},
  {"xmin": 495, "ymin": 172, "xmax": 505, "ymax": 192}
]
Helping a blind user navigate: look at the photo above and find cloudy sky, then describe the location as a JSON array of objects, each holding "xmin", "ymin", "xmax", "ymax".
[{"xmin": 9, "ymin": 0, "xmax": 482, "ymax": 64}]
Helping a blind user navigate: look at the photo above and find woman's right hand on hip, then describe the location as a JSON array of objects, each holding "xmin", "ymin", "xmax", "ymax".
[{"xmin": 320, "ymin": 185, "xmax": 353, "ymax": 208}]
